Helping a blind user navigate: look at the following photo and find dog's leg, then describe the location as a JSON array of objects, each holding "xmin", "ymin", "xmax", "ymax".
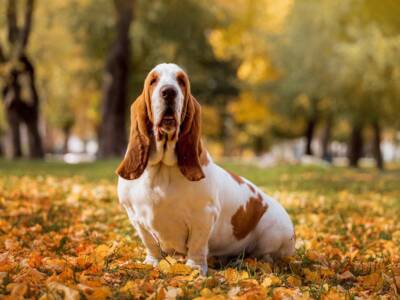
[
  {"xmin": 123, "ymin": 204, "xmax": 163, "ymax": 266},
  {"xmin": 185, "ymin": 215, "xmax": 215, "ymax": 276},
  {"xmin": 135, "ymin": 224, "xmax": 163, "ymax": 267}
]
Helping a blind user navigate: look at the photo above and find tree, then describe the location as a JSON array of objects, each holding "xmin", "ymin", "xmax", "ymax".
[
  {"xmin": 97, "ymin": 0, "xmax": 134, "ymax": 158},
  {"xmin": 0, "ymin": 0, "xmax": 44, "ymax": 158},
  {"xmin": 269, "ymin": 0, "xmax": 354, "ymax": 157},
  {"xmin": 335, "ymin": 25, "xmax": 400, "ymax": 169},
  {"xmin": 208, "ymin": 0, "xmax": 291, "ymax": 153}
]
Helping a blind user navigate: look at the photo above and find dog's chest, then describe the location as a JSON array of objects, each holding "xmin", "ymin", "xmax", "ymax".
[{"xmin": 118, "ymin": 166, "xmax": 212, "ymax": 254}]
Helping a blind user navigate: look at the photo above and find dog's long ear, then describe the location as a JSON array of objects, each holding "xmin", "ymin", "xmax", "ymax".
[
  {"xmin": 116, "ymin": 94, "xmax": 152, "ymax": 180},
  {"xmin": 176, "ymin": 95, "xmax": 205, "ymax": 181}
]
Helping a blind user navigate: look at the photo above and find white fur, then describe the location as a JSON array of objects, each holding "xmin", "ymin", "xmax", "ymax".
[
  {"xmin": 118, "ymin": 64, "xmax": 295, "ymax": 275},
  {"xmin": 151, "ymin": 63, "xmax": 185, "ymax": 131}
]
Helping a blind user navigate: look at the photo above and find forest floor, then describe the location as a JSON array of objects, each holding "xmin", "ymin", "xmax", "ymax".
[{"xmin": 0, "ymin": 160, "xmax": 399, "ymax": 299}]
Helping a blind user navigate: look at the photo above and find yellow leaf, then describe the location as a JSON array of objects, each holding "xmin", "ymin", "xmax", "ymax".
[
  {"xmin": 86, "ymin": 287, "xmax": 112, "ymax": 300},
  {"xmin": 358, "ymin": 272, "xmax": 383, "ymax": 290},
  {"xmin": 120, "ymin": 280, "xmax": 138, "ymax": 294},
  {"xmin": 258, "ymin": 262, "xmax": 273, "ymax": 273},
  {"xmin": 94, "ymin": 244, "xmax": 111, "ymax": 268},
  {"xmin": 224, "ymin": 268, "xmax": 239, "ymax": 284},
  {"xmin": 170, "ymin": 263, "xmax": 192, "ymax": 275},
  {"xmin": 156, "ymin": 287, "xmax": 166, "ymax": 300},
  {"xmin": 158, "ymin": 259, "xmax": 172, "ymax": 274},
  {"xmin": 239, "ymin": 271, "xmax": 249, "ymax": 280},
  {"xmin": 262, "ymin": 275, "xmax": 281, "ymax": 287},
  {"xmin": 200, "ymin": 287, "xmax": 214, "ymax": 297},
  {"xmin": 320, "ymin": 267, "xmax": 335, "ymax": 278},
  {"xmin": 124, "ymin": 262, "xmax": 153, "ymax": 270},
  {"xmin": 262, "ymin": 276, "xmax": 273, "ymax": 287},
  {"xmin": 287, "ymin": 275, "xmax": 302, "ymax": 287},
  {"xmin": 272, "ymin": 287, "xmax": 296, "ymax": 300},
  {"xmin": 306, "ymin": 250, "xmax": 323, "ymax": 262},
  {"xmin": 304, "ymin": 268, "xmax": 321, "ymax": 283},
  {"xmin": 5, "ymin": 283, "xmax": 28, "ymax": 300}
]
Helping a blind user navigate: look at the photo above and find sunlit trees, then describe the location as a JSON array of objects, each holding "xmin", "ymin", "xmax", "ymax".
[
  {"xmin": 1, "ymin": 0, "xmax": 398, "ymax": 165},
  {"xmin": 269, "ymin": 0, "xmax": 353, "ymax": 157},
  {"xmin": 209, "ymin": 0, "xmax": 292, "ymax": 153},
  {"xmin": 335, "ymin": 25, "xmax": 400, "ymax": 169}
]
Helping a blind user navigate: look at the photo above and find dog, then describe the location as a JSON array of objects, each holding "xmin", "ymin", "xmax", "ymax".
[{"xmin": 116, "ymin": 63, "xmax": 295, "ymax": 275}]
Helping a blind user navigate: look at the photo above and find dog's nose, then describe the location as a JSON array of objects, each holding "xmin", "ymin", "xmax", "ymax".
[{"xmin": 160, "ymin": 85, "xmax": 177, "ymax": 104}]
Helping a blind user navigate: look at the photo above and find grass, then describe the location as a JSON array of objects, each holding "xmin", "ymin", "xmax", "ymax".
[
  {"xmin": 0, "ymin": 158, "xmax": 120, "ymax": 181},
  {"xmin": 0, "ymin": 159, "xmax": 399, "ymax": 299},
  {"xmin": 2, "ymin": 158, "xmax": 399, "ymax": 193}
]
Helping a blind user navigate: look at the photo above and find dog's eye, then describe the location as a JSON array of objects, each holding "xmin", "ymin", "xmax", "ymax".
[{"xmin": 150, "ymin": 78, "xmax": 157, "ymax": 85}]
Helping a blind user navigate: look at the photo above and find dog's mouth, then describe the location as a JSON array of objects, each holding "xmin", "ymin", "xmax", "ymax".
[
  {"xmin": 157, "ymin": 109, "xmax": 177, "ymax": 139},
  {"xmin": 160, "ymin": 115, "xmax": 176, "ymax": 129}
]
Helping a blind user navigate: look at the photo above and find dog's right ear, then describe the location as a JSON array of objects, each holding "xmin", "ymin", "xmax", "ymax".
[
  {"xmin": 176, "ymin": 95, "xmax": 205, "ymax": 181},
  {"xmin": 116, "ymin": 94, "xmax": 152, "ymax": 180}
]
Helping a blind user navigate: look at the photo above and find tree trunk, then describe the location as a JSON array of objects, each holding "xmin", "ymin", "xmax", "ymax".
[
  {"xmin": 348, "ymin": 123, "xmax": 363, "ymax": 168},
  {"xmin": 8, "ymin": 56, "xmax": 44, "ymax": 159},
  {"xmin": 372, "ymin": 120, "xmax": 384, "ymax": 170},
  {"xmin": 321, "ymin": 115, "xmax": 333, "ymax": 162},
  {"xmin": 7, "ymin": 111, "xmax": 23, "ymax": 158},
  {"xmin": 98, "ymin": 0, "xmax": 134, "ymax": 158},
  {"xmin": 1, "ymin": 0, "xmax": 43, "ymax": 159},
  {"xmin": 304, "ymin": 116, "xmax": 317, "ymax": 156},
  {"xmin": 25, "ymin": 117, "xmax": 43, "ymax": 158},
  {"xmin": 21, "ymin": 55, "xmax": 44, "ymax": 158},
  {"xmin": 254, "ymin": 136, "xmax": 264, "ymax": 155},
  {"xmin": 62, "ymin": 124, "xmax": 72, "ymax": 154}
]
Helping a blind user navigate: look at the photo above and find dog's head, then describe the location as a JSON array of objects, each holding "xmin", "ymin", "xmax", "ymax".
[{"xmin": 116, "ymin": 63, "xmax": 205, "ymax": 181}]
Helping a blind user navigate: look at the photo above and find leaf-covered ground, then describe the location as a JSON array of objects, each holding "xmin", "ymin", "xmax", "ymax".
[{"xmin": 0, "ymin": 161, "xmax": 399, "ymax": 299}]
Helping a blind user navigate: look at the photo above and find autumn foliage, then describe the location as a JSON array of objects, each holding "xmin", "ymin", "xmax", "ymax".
[{"xmin": 0, "ymin": 164, "xmax": 399, "ymax": 299}]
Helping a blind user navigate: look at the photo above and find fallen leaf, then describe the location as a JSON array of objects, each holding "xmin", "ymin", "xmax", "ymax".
[
  {"xmin": 262, "ymin": 275, "xmax": 281, "ymax": 287},
  {"xmin": 170, "ymin": 263, "xmax": 192, "ymax": 275},
  {"xmin": 337, "ymin": 271, "xmax": 355, "ymax": 281},
  {"xmin": 287, "ymin": 275, "xmax": 302, "ymax": 287},
  {"xmin": 47, "ymin": 282, "xmax": 80, "ymax": 300},
  {"xmin": 4, "ymin": 283, "xmax": 28, "ymax": 300},
  {"xmin": 224, "ymin": 268, "xmax": 239, "ymax": 284},
  {"xmin": 304, "ymin": 268, "xmax": 321, "ymax": 283}
]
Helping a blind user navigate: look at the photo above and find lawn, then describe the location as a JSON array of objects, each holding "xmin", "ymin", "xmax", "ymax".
[{"xmin": 0, "ymin": 160, "xmax": 399, "ymax": 299}]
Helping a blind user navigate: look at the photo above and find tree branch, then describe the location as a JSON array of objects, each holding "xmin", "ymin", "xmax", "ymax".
[
  {"xmin": 21, "ymin": 0, "xmax": 35, "ymax": 49},
  {"xmin": 0, "ymin": 42, "xmax": 6, "ymax": 63},
  {"xmin": 6, "ymin": 0, "xmax": 19, "ymax": 45}
]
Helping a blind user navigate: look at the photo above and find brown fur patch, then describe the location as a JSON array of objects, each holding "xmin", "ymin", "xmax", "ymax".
[
  {"xmin": 176, "ymin": 95, "xmax": 205, "ymax": 181},
  {"xmin": 231, "ymin": 193, "xmax": 268, "ymax": 240},
  {"xmin": 227, "ymin": 170, "xmax": 257, "ymax": 194},
  {"xmin": 116, "ymin": 88, "xmax": 153, "ymax": 180},
  {"xmin": 226, "ymin": 170, "xmax": 245, "ymax": 184},
  {"xmin": 246, "ymin": 183, "xmax": 256, "ymax": 193}
]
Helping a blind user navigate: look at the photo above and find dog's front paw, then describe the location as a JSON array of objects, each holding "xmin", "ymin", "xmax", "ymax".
[
  {"xmin": 186, "ymin": 259, "xmax": 208, "ymax": 276},
  {"xmin": 143, "ymin": 255, "xmax": 159, "ymax": 267}
]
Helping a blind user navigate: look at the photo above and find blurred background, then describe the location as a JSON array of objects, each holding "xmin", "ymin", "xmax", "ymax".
[{"xmin": 1, "ymin": 0, "xmax": 400, "ymax": 170}]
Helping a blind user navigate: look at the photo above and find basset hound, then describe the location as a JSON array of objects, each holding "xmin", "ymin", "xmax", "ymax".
[{"xmin": 116, "ymin": 63, "xmax": 295, "ymax": 275}]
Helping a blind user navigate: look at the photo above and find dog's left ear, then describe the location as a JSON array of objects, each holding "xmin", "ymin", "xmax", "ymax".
[{"xmin": 176, "ymin": 95, "xmax": 205, "ymax": 181}]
